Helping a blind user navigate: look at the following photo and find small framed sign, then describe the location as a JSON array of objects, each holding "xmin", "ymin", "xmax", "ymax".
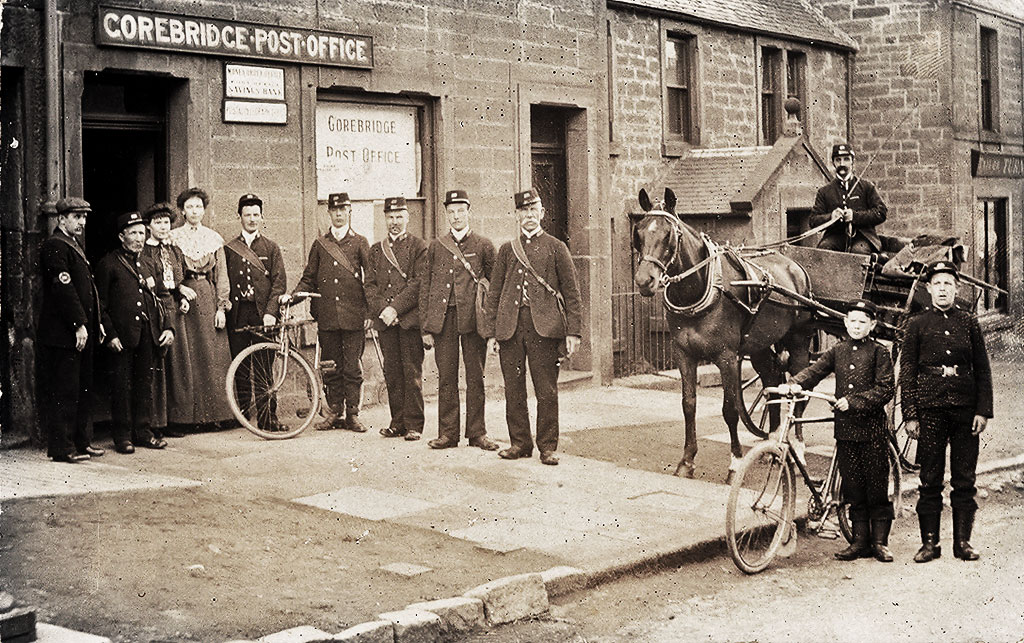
[
  {"xmin": 224, "ymin": 100, "xmax": 287, "ymax": 124},
  {"xmin": 225, "ymin": 63, "xmax": 285, "ymax": 100}
]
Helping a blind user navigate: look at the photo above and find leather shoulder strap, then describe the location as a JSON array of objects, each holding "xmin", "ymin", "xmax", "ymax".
[
  {"xmin": 380, "ymin": 238, "xmax": 407, "ymax": 280},
  {"xmin": 315, "ymin": 236, "xmax": 357, "ymax": 276},
  {"xmin": 439, "ymin": 235, "xmax": 480, "ymax": 284},
  {"xmin": 225, "ymin": 237, "xmax": 268, "ymax": 273},
  {"xmin": 511, "ymin": 236, "xmax": 558, "ymax": 298}
]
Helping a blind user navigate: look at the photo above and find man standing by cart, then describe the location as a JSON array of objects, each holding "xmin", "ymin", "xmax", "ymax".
[
  {"xmin": 810, "ymin": 143, "xmax": 888, "ymax": 255},
  {"xmin": 899, "ymin": 260, "xmax": 993, "ymax": 563}
]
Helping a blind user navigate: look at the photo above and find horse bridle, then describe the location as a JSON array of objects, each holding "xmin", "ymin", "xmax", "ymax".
[{"xmin": 636, "ymin": 210, "xmax": 721, "ymax": 289}]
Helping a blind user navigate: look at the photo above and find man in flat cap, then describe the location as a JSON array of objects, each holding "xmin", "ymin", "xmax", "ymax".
[
  {"xmin": 900, "ymin": 260, "xmax": 993, "ymax": 563},
  {"xmin": 224, "ymin": 193, "xmax": 288, "ymax": 432},
  {"xmin": 420, "ymin": 189, "xmax": 499, "ymax": 450},
  {"xmin": 286, "ymin": 192, "xmax": 371, "ymax": 432},
  {"xmin": 366, "ymin": 196, "xmax": 428, "ymax": 440},
  {"xmin": 810, "ymin": 143, "xmax": 888, "ymax": 255},
  {"xmin": 485, "ymin": 189, "xmax": 582, "ymax": 465},
  {"xmin": 37, "ymin": 197, "xmax": 110, "ymax": 462},
  {"xmin": 783, "ymin": 297, "xmax": 895, "ymax": 562},
  {"xmin": 96, "ymin": 211, "xmax": 175, "ymax": 453},
  {"xmin": 140, "ymin": 201, "xmax": 194, "ymax": 439}
]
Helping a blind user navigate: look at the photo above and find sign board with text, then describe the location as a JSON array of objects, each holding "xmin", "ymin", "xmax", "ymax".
[
  {"xmin": 225, "ymin": 64, "xmax": 284, "ymax": 100},
  {"xmin": 96, "ymin": 5, "xmax": 373, "ymax": 68},
  {"xmin": 315, "ymin": 102, "xmax": 418, "ymax": 201},
  {"xmin": 972, "ymin": 150, "xmax": 1024, "ymax": 178},
  {"xmin": 224, "ymin": 100, "xmax": 287, "ymax": 124}
]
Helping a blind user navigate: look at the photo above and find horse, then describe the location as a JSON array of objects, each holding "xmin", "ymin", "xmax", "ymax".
[{"xmin": 629, "ymin": 188, "xmax": 813, "ymax": 480}]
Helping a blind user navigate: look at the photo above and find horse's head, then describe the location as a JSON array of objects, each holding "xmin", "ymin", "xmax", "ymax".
[{"xmin": 630, "ymin": 188, "xmax": 696, "ymax": 296}]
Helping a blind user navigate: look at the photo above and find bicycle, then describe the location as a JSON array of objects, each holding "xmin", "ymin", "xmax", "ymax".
[
  {"xmin": 726, "ymin": 386, "xmax": 902, "ymax": 574},
  {"xmin": 224, "ymin": 292, "xmax": 326, "ymax": 440}
]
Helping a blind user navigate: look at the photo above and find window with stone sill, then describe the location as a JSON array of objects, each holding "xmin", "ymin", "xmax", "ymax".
[
  {"xmin": 979, "ymin": 27, "xmax": 999, "ymax": 133},
  {"xmin": 664, "ymin": 32, "xmax": 696, "ymax": 147},
  {"xmin": 760, "ymin": 46, "xmax": 806, "ymax": 144}
]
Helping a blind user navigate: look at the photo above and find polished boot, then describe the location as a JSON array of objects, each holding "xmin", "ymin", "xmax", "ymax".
[
  {"xmin": 870, "ymin": 519, "xmax": 894, "ymax": 562},
  {"xmin": 835, "ymin": 520, "xmax": 873, "ymax": 560},
  {"xmin": 953, "ymin": 508, "xmax": 980, "ymax": 561},
  {"xmin": 914, "ymin": 513, "xmax": 942, "ymax": 563}
]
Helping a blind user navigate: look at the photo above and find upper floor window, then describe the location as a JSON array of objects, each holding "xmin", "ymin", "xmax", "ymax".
[
  {"xmin": 980, "ymin": 27, "xmax": 998, "ymax": 132},
  {"xmin": 761, "ymin": 47, "xmax": 782, "ymax": 143},
  {"xmin": 665, "ymin": 33, "xmax": 696, "ymax": 144},
  {"xmin": 761, "ymin": 46, "xmax": 807, "ymax": 144}
]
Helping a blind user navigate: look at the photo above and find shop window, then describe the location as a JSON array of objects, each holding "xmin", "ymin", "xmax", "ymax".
[
  {"xmin": 664, "ymin": 32, "xmax": 696, "ymax": 146},
  {"xmin": 977, "ymin": 197, "xmax": 1008, "ymax": 312},
  {"xmin": 979, "ymin": 27, "xmax": 998, "ymax": 132}
]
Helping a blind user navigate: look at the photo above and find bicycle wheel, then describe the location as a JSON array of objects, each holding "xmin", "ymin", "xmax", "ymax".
[
  {"xmin": 836, "ymin": 440, "xmax": 903, "ymax": 541},
  {"xmin": 226, "ymin": 343, "xmax": 319, "ymax": 440},
  {"xmin": 726, "ymin": 441, "xmax": 795, "ymax": 574}
]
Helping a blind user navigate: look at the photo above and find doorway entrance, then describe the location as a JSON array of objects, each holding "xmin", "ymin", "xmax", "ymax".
[
  {"xmin": 530, "ymin": 105, "xmax": 569, "ymax": 245},
  {"xmin": 81, "ymin": 72, "xmax": 170, "ymax": 263}
]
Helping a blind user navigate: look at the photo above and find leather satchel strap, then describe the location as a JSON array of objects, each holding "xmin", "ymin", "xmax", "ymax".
[
  {"xmin": 381, "ymin": 238, "xmax": 407, "ymax": 280},
  {"xmin": 439, "ymin": 234, "xmax": 480, "ymax": 284},
  {"xmin": 315, "ymin": 236, "xmax": 359, "ymax": 279},
  {"xmin": 225, "ymin": 237, "xmax": 268, "ymax": 273},
  {"xmin": 511, "ymin": 236, "xmax": 558, "ymax": 299}
]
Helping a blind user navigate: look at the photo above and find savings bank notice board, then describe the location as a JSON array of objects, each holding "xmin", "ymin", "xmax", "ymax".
[{"xmin": 315, "ymin": 102, "xmax": 418, "ymax": 241}]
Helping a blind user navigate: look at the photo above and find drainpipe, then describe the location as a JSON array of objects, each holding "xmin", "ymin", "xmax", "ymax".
[{"xmin": 43, "ymin": 0, "xmax": 61, "ymax": 222}]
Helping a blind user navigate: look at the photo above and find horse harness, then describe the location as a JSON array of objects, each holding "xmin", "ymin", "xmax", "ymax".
[{"xmin": 638, "ymin": 210, "xmax": 776, "ymax": 320}]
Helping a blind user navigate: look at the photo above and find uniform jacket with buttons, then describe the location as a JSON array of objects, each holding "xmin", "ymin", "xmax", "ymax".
[
  {"xmin": 140, "ymin": 240, "xmax": 188, "ymax": 316},
  {"xmin": 810, "ymin": 177, "xmax": 888, "ymax": 252},
  {"xmin": 95, "ymin": 247, "xmax": 172, "ymax": 349},
  {"xmin": 792, "ymin": 337, "xmax": 894, "ymax": 441},
  {"xmin": 294, "ymin": 230, "xmax": 370, "ymax": 331},
  {"xmin": 37, "ymin": 229, "xmax": 110, "ymax": 348},
  {"xmin": 365, "ymin": 232, "xmax": 426, "ymax": 331},
  {"xmin": 899, "ymin": 305, "xmax": 993, "ymax": 419},
  {"xmin": 224, "ymin": 234, "xmax": 287, "ymax": 328},
  {"xmin": 484, "ymin": 231, "xmax": 582, "ymax": 341},
  {"xmin": 419, "ymin": 231, "xmax": 496, "ymax": 335}
]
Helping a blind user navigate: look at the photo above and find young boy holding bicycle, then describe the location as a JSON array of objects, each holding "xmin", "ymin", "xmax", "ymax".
[{"xmin": 780, "ymin": 299, "xmax": 895, "ymax": 562}]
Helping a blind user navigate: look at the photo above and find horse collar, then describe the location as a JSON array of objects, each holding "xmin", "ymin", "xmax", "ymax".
[{"xmin": 663, "ymin": 235, "xmax": 724, "ymax": 317}]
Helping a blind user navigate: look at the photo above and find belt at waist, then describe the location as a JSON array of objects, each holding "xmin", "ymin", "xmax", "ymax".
[
  {"xmin": 922, "ymin": 364, "xmax": 972, "ymax": 377},
  {"xmin": 186, "ymin": 271, "xmax": 209, "ymax": 280}
]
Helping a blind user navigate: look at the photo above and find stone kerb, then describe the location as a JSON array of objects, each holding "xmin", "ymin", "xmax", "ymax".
[
  {"xmin": 331, "ymin": 620, "xmax": 394, "ymax": 643},
  {"xmin": 374, "ymin": 609, "xmax": 443, "ymax": 643},
  {"xmin": 462, "ymin": 573, "xmax": 550, "ymax": 625}
]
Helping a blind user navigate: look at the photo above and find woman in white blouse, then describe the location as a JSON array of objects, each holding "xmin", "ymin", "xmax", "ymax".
[{"xmin": 167, "ymin": 187, "xmax": 234, "ymax": 429}]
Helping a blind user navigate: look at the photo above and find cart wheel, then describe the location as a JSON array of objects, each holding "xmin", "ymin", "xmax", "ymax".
[
  {"xmin": 888, "ymin": 356, "xmax": 920, "ymax": 473},
  {"xmin": 736, "ymin": 356, "xmax": 778, "ymax": 439}
]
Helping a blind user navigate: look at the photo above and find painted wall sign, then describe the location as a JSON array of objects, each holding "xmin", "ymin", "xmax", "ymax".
[
  {"xmin": 225, "ymin": 64, "xmax": 284, "ymax": 100},
  {"xmin": 972, "ymin": 150, "xmax": 1024, "ymax": 178},
  {"xmin": 224, "ymin": 100, "xmax": 287, "ymax": 124},
  {"xmin": 315, "ymin": 102, "xmax": 418, "ymax": 201},
  {"xmin": 96, "ymin": 5, "xmax": 373, "ymax": 68}
]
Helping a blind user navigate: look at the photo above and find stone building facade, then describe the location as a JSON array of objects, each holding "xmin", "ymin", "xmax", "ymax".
[
  {"xmin": 0, "ymin": 0, "xmax": 614, "ymax": 440},
  {"xmin": 819, "ymin": 0, "xmax": 1024, "ymax": 326}
]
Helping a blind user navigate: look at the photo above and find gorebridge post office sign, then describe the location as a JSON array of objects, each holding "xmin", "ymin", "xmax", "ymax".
[{"xmin": 96, "ymin": 5, "xmax": 373, "ymax": 69}]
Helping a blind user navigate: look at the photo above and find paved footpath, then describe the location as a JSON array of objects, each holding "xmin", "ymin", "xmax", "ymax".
[{"xmin": 4, "ymin": 356, "xmax": 1022, "ymax": 641}]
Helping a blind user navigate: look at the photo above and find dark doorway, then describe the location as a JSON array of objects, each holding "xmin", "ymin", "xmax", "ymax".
[
  {"xmin": 530, "ymin": 106, "xmax": 569, "ymax": 245},
  {"xmin": 786, "ymin": 208, "xmax": 813, "ymax": 246},
  {"xmin": 82, "ymin": 72, "xmax": 169, "ymax": 263}
]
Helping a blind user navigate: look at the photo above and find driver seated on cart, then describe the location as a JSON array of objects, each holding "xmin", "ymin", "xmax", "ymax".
[
  {"xmin": 779, "ymin": 298, "xmax": 896, "ymax": 563},
  {"xmin": 810, "ymin": 143, "xmax": 889, "ymax": 256}
]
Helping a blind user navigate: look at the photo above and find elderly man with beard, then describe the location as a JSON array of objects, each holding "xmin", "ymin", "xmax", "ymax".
[{"xmin": 96, "ymin": 211, "xmax": 175, "ymax": 453}]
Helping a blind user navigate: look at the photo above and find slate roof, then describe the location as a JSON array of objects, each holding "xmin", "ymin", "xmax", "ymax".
[
  {"xmin": 608, "ymin": 0, "xmax": 857, "ymax": 51},
  {"xmin": 957, "ymin": 0, "xmax": 1024, "ymax": 23},
  {"xmin": 666, "ymin": 138, "xmax": 830, "ymax": 216},
  {"xmin": 667, "ymin": 147, "xmax": 772, "ymax": 216}
]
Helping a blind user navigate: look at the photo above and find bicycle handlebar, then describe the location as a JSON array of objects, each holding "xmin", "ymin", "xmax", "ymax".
[
  {"xmin": 280, "ymin": 291, "xmax": 321, "ymax": 308},
  {"xmin": 763, "ymin": 386, "xmax": 838, "ymax": 406}
]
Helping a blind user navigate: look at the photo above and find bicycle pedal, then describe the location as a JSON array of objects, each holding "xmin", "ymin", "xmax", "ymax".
[
  {"xmin": 319, "ymin": 360, "xmax": 336, "ymax": 373},
  {"xmin": 815, "ymin": 529, "xmax": 840, "ymax": 540}
]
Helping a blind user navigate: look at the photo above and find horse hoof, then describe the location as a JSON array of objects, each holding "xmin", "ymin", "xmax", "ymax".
[{"xmin": 674, "ymin": 462, "xmax": 696, "ymax": 478}]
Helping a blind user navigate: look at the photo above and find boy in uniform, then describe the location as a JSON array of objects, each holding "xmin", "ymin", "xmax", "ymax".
[{"xmin": 781, "ymin": 299, "xmax": 896, "ymax": 562}]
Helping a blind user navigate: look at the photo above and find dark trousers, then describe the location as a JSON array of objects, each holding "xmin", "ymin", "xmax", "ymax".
[
  {"xmin": 319, "ymin": 328, "xmax": 365, "ymax": 416},
  {"xmin": 818, "ymin": 234, "xmax": 873, "ymax": 255},
  {"xmin": 434, "ymin": 307, "xmax": 488, "ymax": 442},
  {"xmin": 837, "ymin": 437, "xmax": 894, "ymax": 522},
  {"xmin": 109, "ymin": 338, "xmax": 156, "ymax": 446},
  {"xmin": 39, "ymin": 343, "xmax": 95, "ymax": 458},
  {"xmin": 228, "ymin": 302, "xmax": 277, "ymax": 427},
  {"xmin": 379, "ymin": 324, "xmax": 425, "ymax": 433},
  {"xmin": 499, "ymin": 306, "xmax": 562, "ymax": 454},
  {"xmin": 916, "ymin": 407, "xmax": 979, "ymax": 514}
]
